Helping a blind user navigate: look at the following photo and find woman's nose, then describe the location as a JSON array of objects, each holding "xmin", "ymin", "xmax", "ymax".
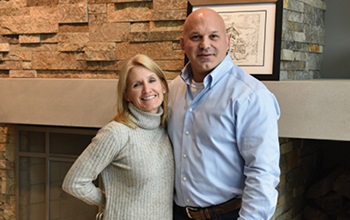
[{"xmin": 142, "ymin": 83, "xmax": 151, "ymax": 93}]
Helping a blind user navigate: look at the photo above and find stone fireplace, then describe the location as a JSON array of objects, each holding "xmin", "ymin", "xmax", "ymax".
[
  {"xmin": 1, "ymin": 0, "xmax": 350, "ymax": 219},
  {"xmin": 1, "ymin": 78, "xmax": 350, "ymax": 220}
]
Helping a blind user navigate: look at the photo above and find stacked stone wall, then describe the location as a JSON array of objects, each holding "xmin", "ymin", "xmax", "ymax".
[
  {"xmin": 0, "ymin": 0, "xmax": 186, "ymax": 79},
  {"xmin": 280, "ymin": 0, "xmax": 326, "ymax": 79}
]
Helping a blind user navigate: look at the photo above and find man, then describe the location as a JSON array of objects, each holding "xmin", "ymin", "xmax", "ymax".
[{"xmin": 168, "ymin": 8, "xmax": 281, "ymax": 220}]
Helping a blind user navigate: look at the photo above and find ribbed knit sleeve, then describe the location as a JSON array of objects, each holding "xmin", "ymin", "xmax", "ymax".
[
  {"xmin": 62, "ymin": 106, "xmax": 174, "ymax": 220},
  {"xmin": 62, "ymin": 122, "xmax": 128, "ymax": 206}
]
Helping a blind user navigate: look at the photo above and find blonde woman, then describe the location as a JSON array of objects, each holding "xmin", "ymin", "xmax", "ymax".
[{"xmin": 63, "ymin": 54, "xmax": 174, "ymax": 220}]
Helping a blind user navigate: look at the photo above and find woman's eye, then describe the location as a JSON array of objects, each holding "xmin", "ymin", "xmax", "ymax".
[
  {"xmin": 132, "ymin": 82, "xmax": 141, "ymax": 88},
  {"xmin": 149, "ymin": 78, "xmax": 157, "ymax": 83}
]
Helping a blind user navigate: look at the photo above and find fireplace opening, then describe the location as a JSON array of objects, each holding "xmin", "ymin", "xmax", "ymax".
[
  {"xmin": 13, "ymin": 125, "xmax": 350, "ymax": 220},
  {"xmin": 303, "ymin": 140, "xmax": 350, "ymax": 220},
  {"xmin": 16, "ymin": 125, "xmax": 100, "ymax": 220}
]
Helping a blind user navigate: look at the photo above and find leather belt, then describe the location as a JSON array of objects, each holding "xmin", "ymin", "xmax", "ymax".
[{"xmin": 184, "ymin": 198, "xmax": 242, "ymax": 220}]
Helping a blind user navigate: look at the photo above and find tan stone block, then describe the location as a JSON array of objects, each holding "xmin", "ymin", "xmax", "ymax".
[
  {"xmin": 78, "ymin": 61, "xmax": 120, "ymax": 71},
  {"xmin": 22, "ymin": 61, "xmax": 32, "ymax": 70},
  {"xmin": 27, "ymin": 0, "xmax": 59, "ymax": 7},
  {"xmin": 0, "ymin": 15, "xmax": 58, "ymax": 34},
  {"xmin": 0, "ymin": 61, "xmax": 22, "ymax": 70},
  {"xmin": 157, "ymin": 60, "xmax": 183, "ymax": 71},
  {"xmin": 164, "ymin": 70, "xmax": 180, "ymax": 80},
  {"xmin": 58, "ymin": 33, "xmax": 90, "ymax": 44},
  {"xmin": 0, "ymin": 0, "xmax": 26, "ymax": 10},
  {"xmin": 88, "ymin": 4, "xmax": 107, "ymax": 14},
  {"xmin": 172, "ymin": 0, "xmax": 188, "ymax": 10},
  {"xmin": 172, "ymin": 49, "xmax": 185, "ymax": 60},
  {"xmin": 172, "ymin": 41, "xmax": 182, "ymax": 50},
  {"xmin": 58, "ymin": 43, "xmax": 86, "ymax": 52},
  {"xmin": 77, "ymin": 51, "xmax": 116, "ymax": 61},
  {"xmin": 29, "ymin": 6, "xmax": 57, "ymax": 17},
  {"xmin": 1, "ymin": 51, "xmax": 32, "ymax": 61},
  {"xmin": 40, "ymin": 34, "xmax": 59, "ymax": 43},
  {"xmin": 131, "ymin": 22, "xmax": 150, "ymax": 32},
  {"xmin": 107, "ymin": 2, "xmax": 152, "ymax": 22},
  {"xmin": 58, "ymin": 3, "xmax": 88, "ymax": 23},
  {"xmin": 152, "ymin": 10, "xmax": 187, "ymax": 21},
  {"xmin": 9, "ymin": 70, "xmax": 37, "ymax": 78},
  {"xmin": 59, "ymin": 0, "xmax": 85, "ymax": 4},
  {"xmin": 89, "ymin": 12, "xmax": 108, "ymax": 24},
  {"xmin": 0, "ymin": 35, "xmax": 19, "ymax": 44},
  {"xmin": 0, "ymin": 7, "xmax": 30, "ymax": 17},
  {"xmin": 85, "ymin": 42, "xmax": 116, "ymax": 51},
  {"xmin": 130, "ymin": 30, "xmax": 181, "ymax": 42},
  {"xmin": 11, "ymin": 43, "xmax": 58, "ymax": 53},
  {"xmin": 59, "ymin": 24, "xmax": 89, "ymax": 33},
  {"xmin": 89, "ymin": 23, "xmax": 129, "ymax": 42},
  {"xmin": 19, "ymin": 35, "xmax": 41, "ymax": 44},
  {"xmin": 153, "ymin": 0, "xmax": 187, "ymax": 10},
  {"xmin": 115, "ymin": 42, "xmax": 175, "ymax": 60},
  {"xmin": 309, "ymin": 44, "xmax": 323, "ymax": 53},
  {"xmin": 32, "ymin": 52, "xmax": 79, "ymax": 70},
  {"xmin": 0, "ymin": 43, "xmax": 10, "ymax": 52},
  {"xmin": 150, "ymin": 21, "xmax": 183, "ymax": 31},
  {"xmin": 90, "ymin": 0, "xmax": 150, "ymax": 3}
]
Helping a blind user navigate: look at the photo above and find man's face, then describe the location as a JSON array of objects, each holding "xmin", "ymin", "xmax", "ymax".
[{"xmin": 181, "ymin": 11, "xmax": 230, "ymax": 81}]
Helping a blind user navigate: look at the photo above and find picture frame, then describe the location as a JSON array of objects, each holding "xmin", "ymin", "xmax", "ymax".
[{"xmin": 187, "ymin": 0, "xmax": 283, "ymax": 80}]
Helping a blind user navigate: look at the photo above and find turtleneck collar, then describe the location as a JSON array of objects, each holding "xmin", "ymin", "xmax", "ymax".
[{"xmin": 128, "ymin": 103, "xmax": 163, "ymax": 130}]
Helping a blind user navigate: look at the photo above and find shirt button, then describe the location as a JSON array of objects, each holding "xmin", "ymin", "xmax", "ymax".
[
  {"xmin": 186, "ymin": 198, "xmax": 190, "ymax": 203},
  {"xmin": 185, "ymin": 131, "xmax": 189, "ymax": 135},
  {"xmin": 183, "ymin": 154, "xmax": 187, "ymax": 158},
  {"xmin": 189, "ymin": 108, "xmax": 193, "ymax": 112},
  {"xmin": 183, "ymin": 177, "xmax": 187, "ymax": 181}
]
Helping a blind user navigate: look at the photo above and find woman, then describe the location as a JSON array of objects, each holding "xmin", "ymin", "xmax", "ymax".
[{"xmin": 62, "ymin": 54, "xmax": 174, "ymax": 220}]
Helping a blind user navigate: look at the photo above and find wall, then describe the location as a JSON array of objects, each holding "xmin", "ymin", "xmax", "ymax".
[
  {"xmin": 0, "ymin": 0, "xmax": 329, "ymax": 219},
  {"xmin": 0, "ymin": 0, "xmax": 185, "ymax": 79},
  {"xmin": 280, "ymin": 0, "xmax": 326, "ymax": 80},
  {"xmin": 321, "ymin": 0, "xmax": 350, "ymax": 79}
]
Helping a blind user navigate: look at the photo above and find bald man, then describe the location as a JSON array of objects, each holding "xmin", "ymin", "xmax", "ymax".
[{"xmin": 168, "ymin": 8, "xmax": 281, "ymax": 220}]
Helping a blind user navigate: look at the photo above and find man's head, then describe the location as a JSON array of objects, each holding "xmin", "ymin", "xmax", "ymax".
[{"xmin": 181, "ymin": 8, "xmax": 230, "ymax": 82}]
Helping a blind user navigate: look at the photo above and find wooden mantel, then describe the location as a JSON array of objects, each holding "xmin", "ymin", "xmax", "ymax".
[{"xmin": 1, "ymin": 78, "xmax": 350, "ymax": 141}]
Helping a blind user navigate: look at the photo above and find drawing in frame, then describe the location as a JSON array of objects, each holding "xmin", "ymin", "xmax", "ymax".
[{"xmin": 187, "ymin": 0, "xmax": 283, "ymax": 80}]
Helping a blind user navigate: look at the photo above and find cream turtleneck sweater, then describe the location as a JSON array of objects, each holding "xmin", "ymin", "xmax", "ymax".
[{"xmin": 62, "ymin": 104, "xmax": 174, "ymax": 220}]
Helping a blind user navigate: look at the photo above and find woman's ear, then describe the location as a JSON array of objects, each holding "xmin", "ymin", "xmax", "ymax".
[
  {"xmin": 124, "ymin": 93, "xmax": 130, "ymax": 102},
  {"xmin": 162, "ymin": 82, "xmax": 167, "ymax": 94}
]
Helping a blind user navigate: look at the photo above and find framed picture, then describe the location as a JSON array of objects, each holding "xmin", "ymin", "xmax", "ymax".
[{"xmin": 187, "ymin": 0, "xmax": 283, "ymax": 80}]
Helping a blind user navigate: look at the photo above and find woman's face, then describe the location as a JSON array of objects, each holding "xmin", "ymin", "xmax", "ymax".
[{"xmin": 124, "ymin": 66, "xmax": 166, "ymax": 113}]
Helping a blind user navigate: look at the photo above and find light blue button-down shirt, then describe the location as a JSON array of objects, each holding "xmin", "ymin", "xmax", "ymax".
[{"xmin": 168, "ymin": 54, "xmax": 281, "ymax": 219}]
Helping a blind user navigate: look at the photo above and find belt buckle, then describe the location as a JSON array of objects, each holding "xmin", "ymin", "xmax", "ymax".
[{"xmin": 185, "ymin": 206, "xmax": 198, "ymax": 219}]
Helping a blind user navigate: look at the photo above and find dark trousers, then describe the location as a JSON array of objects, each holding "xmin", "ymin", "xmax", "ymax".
[{"xmin": 173, "ymin": 203, "xmax": 239, "ymax": 220}]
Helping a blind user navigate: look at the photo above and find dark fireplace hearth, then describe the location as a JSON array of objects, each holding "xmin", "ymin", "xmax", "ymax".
[{"xmin": 303, "ymin": 141, "xmax": 350, "ymax": 220}]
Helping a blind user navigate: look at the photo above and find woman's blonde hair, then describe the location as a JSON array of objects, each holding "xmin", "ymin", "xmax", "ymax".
[{"xmin": 113, "ymin": 54, "xmax": 169, "ymax": 128}]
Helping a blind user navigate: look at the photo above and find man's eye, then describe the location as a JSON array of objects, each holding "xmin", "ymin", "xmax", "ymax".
[
  {"xmin": 210, "ymin": 35, "xmax": 219, "ymax": 39},
  {"xmin": 191, "ymin": 36, "xmax": 200, "ymax": 41}
]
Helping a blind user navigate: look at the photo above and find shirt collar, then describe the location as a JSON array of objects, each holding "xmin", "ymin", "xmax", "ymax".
[{"xmin": 180, "ymin": 54, "xmax": 234, "ymax": 88}]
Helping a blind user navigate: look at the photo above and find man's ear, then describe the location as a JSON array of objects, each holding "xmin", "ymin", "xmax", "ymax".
[
  {"xmin": 226, "ymin": 33, "xmax": 231, "ymax": 50},
  {"xmin": 180, "ymin": 36, "xmax": 185, "ymax": 51}
]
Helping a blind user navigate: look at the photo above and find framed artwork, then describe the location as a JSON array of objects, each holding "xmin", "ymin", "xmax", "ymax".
[{"xmin": 187, "ymin": 0, "xmax": 283, "ymax": 80}]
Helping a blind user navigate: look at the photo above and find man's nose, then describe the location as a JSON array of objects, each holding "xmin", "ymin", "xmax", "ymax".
[{"xmin": 199, "ymin": 36, "xmax": 210, "ymax": 49}]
